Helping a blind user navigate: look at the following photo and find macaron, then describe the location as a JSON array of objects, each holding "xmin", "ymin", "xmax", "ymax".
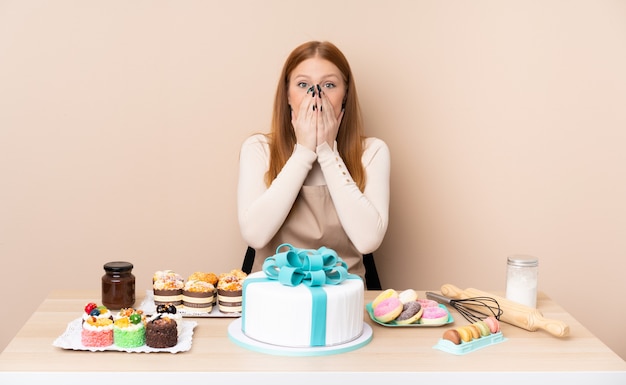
[
  {"xmin": 473, "ymin": 320, "xmax": 491, "ymax": 336},
  {"xmin": 456, "ymin": 326, "xmax": 473, "ymax": 342},
  {"xmin": 395, "ymin": 301, "xmax": 423, "ymax": 325},
  {"xmin": 373, "ymin": 297, "xmax": 403, "ymax": 323},
  {"xmin": 419, "ymin": 306, "xmax": 449, "ymax": 325},
  {"xmin": 398, "ymin": 289, "xmax": 418, "ymax": 304},
  {"xmin": 372, "ymin": 289, "xmax": 399, "ymax": 309},
  {"xmin": 466, "ymin": 324, "xmax": 481, "ymax": 339},
  {"xmin": 442, "ymin": 329, "xmax": 461, "ymax": 345},
  {"xmin": 484, "ymin": 316, "xmax": 500, "ymax": 333}
]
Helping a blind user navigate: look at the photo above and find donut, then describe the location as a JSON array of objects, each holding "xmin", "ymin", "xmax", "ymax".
[
  {"xmin": 473, "ymin": 320, "xmax": 491, "ymax": 336},
  {"xmin": 442, "ymin": 329, "xmax": 461, "ymax": 345},
  {"xmin": 484, "ymin": 316, "xmax": 500, "ymax": 333},
  {"xmin": 398, "ymin": 289, "xmax": 418, "ymax": 304},
  {"xmin": 419, "ymin": 306, "xmax": 449, "ymax": 325},
  {"xmin": 417, "ymin": 299, "xmax": 439, "ymax": 308},
  {"xmin": 395, "ymin": 301, "xmax": 423, "ymax": 325},
  {"xmin": 373, "ymin": 297, "xmax": 403, "ymax": 323},
  {"xmin": 372, "ymin": 289, "xmax": 399, "ymax": 309}
]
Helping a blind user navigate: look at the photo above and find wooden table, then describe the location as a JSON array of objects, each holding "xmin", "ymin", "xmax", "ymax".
[{"xmin": 1, "ymin": 289, "xmax": 625, "ymax": 384}]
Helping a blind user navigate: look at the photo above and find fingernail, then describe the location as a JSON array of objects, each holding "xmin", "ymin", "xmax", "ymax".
[
  {"xmin": 312, "ymin": 104, "xmax": 317, "ymax": 111},
  {"xmin": 317, "ymin": 84, "xmax": 322, "ymax": 95},
  {"xmin": 307, "ymin": 86, "xmax": 314, "ymax": 94}
]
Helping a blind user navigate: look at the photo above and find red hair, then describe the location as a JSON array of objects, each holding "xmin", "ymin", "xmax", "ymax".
[{"xmin": 265, "ymin": 41, "xmax": 366, "ymax": 191}]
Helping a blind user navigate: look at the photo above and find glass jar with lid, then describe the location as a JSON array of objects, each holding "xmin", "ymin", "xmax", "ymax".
[
  {"xmin": 505, "ymin": 255, "xmax": 538, "ymax": 308},
  {"xmin": 101, "ymin": 261, "xmax": 135, "ymax": 309}
]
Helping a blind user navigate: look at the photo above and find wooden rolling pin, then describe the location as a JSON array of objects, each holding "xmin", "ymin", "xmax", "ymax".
[{"xmin": 441, "ymin": 284, "xmax": 570, "ymax": 337}]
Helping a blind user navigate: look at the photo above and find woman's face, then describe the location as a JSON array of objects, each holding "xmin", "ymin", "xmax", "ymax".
[{"xmin": 287, "ymin": 57, "xmax": 346, "ymax": 119}]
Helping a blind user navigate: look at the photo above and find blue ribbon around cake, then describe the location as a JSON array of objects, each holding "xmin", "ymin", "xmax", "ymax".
[{"xmin": 242, "ymin": 244, "xmax": 359, "ymax": 347}]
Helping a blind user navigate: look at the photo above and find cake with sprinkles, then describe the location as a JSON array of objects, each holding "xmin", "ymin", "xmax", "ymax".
[
  {"xmin": 81, "ymin": 315, "xmax": 113, "ymax": 347},
  {"xmin": 113, "ymin": 308, "xmax": 146, "ymax": 348}
]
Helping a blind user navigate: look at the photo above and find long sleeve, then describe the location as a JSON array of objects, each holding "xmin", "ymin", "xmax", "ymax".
[
  {"xmin": 237, "ymin": 134, "xmax": 317, "ymax": 248},
  {"xmin": 316, "ymin": 137, "xmax": 390, "ymax": 254}
]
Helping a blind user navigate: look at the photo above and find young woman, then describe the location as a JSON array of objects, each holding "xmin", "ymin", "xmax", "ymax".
[{"xmin": 237, "ymin": 41, "xmax": 390, "ymax": 280}]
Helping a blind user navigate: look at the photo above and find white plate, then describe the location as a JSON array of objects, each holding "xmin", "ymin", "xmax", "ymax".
[
  {"xmin": 52, "ymin": 318, "xmax": 197, "ymax": 353},
  {"xmin": 139, "ymin": 290, "xmax": 241, "ymax": 318}
]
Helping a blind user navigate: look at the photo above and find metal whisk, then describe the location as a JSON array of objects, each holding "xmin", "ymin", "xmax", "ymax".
[{"xmin": 426, "ymin": 292, "xmax": 503, "ymax": 323}]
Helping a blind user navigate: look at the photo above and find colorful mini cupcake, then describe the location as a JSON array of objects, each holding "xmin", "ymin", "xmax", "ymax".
[
  {"xmin": 82, "ymin": 302, "xmax": 113, "ymax": 324},
  {"xmin": 153, "ymin": 270, "xmax": 184, "ymax": 306},
  {"xmin": 113, "ymin": 309, "xmax": 146, "ymax": 348},
  {"xmin": 217, "ymin": 270, "xmax": 247, "ymax": 314},
  {"xmin": 183, "ymin": 279, "xmax": 215, "ymax": 312},
  {"xmin": 81, "ymin": 316, "xmax": 113, "ymax": 347}
]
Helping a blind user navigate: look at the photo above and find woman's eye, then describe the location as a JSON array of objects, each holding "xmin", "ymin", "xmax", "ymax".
[
  {"xmin": 323, "ymin": 83, "xmax": 336, "ymax": 89},
  {"xmin": 297, "ymin": 82, "xmax": 309, "ymax": 88}
]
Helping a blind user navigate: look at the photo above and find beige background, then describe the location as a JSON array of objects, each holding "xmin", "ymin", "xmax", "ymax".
[{"xmin": 1, "ymin": 0, "xmax": 625, "ymax": 359}]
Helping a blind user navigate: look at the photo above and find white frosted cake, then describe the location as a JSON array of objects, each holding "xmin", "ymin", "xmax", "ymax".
[{"xmin": 242, "ymin": 271, "xmax": 364, "ymax": 347}]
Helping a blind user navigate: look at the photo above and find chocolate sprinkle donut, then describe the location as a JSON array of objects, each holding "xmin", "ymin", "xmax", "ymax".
[{"xmin": 396, "ymin": 301, "xmax": 422, "ymax": 321}]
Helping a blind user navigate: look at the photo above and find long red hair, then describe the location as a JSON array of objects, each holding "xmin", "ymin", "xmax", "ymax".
[{"xmin": 265, "ymin": 41, "xmax": 366, "ymax": 191}]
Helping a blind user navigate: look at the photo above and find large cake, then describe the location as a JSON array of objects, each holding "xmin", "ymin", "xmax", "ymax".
[{"xmin": 241, "ymin": 244, "xmax": 364, "ymax": 348}]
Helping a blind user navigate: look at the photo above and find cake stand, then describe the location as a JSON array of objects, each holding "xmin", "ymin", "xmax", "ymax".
[{"xmin": 227, "ymin": 319, "xmax": 373, "ymax": 356}]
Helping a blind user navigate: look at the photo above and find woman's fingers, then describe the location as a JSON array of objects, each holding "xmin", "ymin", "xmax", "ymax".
[
  {"xmin": 317, "ymin": 88, "xmax": 340, "ymax": 147},
  {"xmin": 292, "ymin": 87, "xmax": 318, "ymax": 151}
]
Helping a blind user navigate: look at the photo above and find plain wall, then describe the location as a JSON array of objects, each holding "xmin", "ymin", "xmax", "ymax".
[{"xmin": 1, "ymin": 0, "xmax": 625, "ymax": 359}]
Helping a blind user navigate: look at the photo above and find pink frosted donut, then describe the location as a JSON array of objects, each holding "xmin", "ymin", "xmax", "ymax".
[
  {"xmin": 417, "ymin": 299, "xmax": 439, "ymax": 308},
  {"xmin": 373, "ymin": 297, "xmax": 403, "ymax": 323},
  {"xmin": 419, "ymin": 306, "xmax": 449, "ymax": 325}
]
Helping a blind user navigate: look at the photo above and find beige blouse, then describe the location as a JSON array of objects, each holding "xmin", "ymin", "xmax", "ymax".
[{"xmin": 237, "ymin": 134, "xmax": 390, "ymax": 276}]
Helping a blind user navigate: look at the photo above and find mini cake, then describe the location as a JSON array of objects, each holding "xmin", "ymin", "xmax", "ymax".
[
  {"xmin": 153, "ymin": 270, "xmax": 184, "ymax": 306},
  {"xmin": 188, "ymin": 271, "xmax": 218, "ymax": 286},
  {"xmin": 113, "ymin": 309, "xmax": 145, "ymax": 348},
  {"xmin": 183, "ymin": 279, "xmax": 215, "ymax": 312},
  {"xmin": 188, "ymin": 271, "xmax": 219, "ymax": 305},
  {"xmin": 217, "ymin": 270, "xmax": 247, "ymax": 314},
  {"xmin": 82, "ymin": 302, "xmax": 113, "ymax": 324},
  {"xmin": 156, "ymin": 303, "xmax": 182, "ymax": 334},
  {"xmin": 145, "ymin": 315, "xmax": 178, "ymax": 348},
  {"xmin": 81, "ymin": 315, "xmax": 113, "ymax": 347}
]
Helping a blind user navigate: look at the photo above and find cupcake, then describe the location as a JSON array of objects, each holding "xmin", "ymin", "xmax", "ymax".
[
  {"xmin": 217, "ymin": 270, "xmax": 247, "ymax": 314},
  {"xmin": 145, "ymin": 314, "xmax": 178, "ymax": 348},
  {"xmin": 113, "ymin": 309, "xmax": 146, "ymax": 348},
  {"xmin": 183, "ymin": 279, "xmax": 215, "ymax": 312},
  {"xmin": 153, "ymin": 270, "xmax": 184, "ymax": 306},
  {"xmin": 81, "ymin": 316, "xmax": 113, "ymax": 347},
  {"xmin": 187, "ymin": 271, "xmax": 218, "ymax": 286},
  {"xmin": 82, "ymin": 302, "xmax": 113, "ymax": 324}
]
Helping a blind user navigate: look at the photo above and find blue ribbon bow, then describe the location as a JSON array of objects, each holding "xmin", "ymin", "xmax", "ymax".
[{"xmin": 262, "ymin": 243, "xmax": 349, "ymax": 287}]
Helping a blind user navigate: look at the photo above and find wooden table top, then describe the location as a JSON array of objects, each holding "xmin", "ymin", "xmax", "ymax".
[{"xmin": 1, "ymin": 289, "xmax": 625, "ymax": 384}]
